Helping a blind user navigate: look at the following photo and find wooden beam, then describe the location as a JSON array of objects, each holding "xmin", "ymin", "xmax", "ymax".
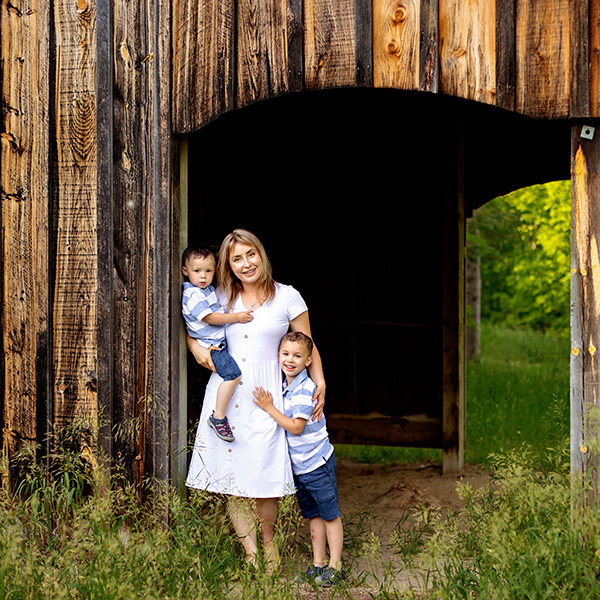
[
  {"xmin": 571, "ymin": 122, "xmax": 600, "ymax": 504},
  {"xmin": 327, "ymin": 414, "xmax": 442, "ymax": 447},
  {"xmin": 590, "ymin": 0, "xmax": 600, "ymax": 118},
  {"xmin": 442, "ymin": 100, "xmax": 465, "ymax": 475},
  {"xmin": 419, "ymin": 0, "xmax": 438, "ymax": 92},
  {"xmin": 569, "ymin": 0, "xmax": 589, "ymax": 118},
  {"xmin": 1, "ymin": 0, "xmax": 51, "ymax": 458}
]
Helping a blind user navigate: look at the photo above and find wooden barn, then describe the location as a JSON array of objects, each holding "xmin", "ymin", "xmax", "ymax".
[{"xmin": 1, "ymin": 0, "xmax": 598, "ymax": 487}]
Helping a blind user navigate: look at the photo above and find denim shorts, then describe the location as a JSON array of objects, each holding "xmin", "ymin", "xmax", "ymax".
[
  {"xmin": 294, "ymin": 453, "xmax": 340, "ymax": 521},
  {"xmin": 210, "ymin": 345, "xmax": 242, "ymax": 381}
]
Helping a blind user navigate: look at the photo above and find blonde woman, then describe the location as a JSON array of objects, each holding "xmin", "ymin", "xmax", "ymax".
[{"xmin": 185, "ymin": 229, "xmax": 326, "ymax": 570}]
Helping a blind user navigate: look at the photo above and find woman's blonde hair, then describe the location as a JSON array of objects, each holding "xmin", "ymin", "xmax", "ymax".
[{"xmin": 216, "ymin": 229, "xmax": 276, "ymax": 310}]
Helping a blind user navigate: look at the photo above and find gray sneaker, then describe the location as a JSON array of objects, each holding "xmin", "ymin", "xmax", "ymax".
[
  {"xmin": 299, "ymin": 564, "xmax": 325, "ymax": 583},
  {"xmin": 208, "ymin": 413, "xmax": 235, "ymax": 442},
  {"xmin": 315, "ymin": 566, "xmax": 346, "ymax": 587}
]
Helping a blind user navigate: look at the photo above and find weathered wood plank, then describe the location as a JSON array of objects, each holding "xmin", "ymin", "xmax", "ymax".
[
  {"xmin": 419, "ymin": 0, "xmax": 438, "ymax": 92},
  {"xmin": 236, "ymin": 0, "xmax": 291, "ymax": 108},
  {"xmin": 1, "ymin": 0, "xmax": 51, "ymax": 457},
  {"xmin": 151, "ymin": 0, "xmax": 173, "ymax": 481},
  {"xmin": 287, "ymin": 0, "xmax": 304, "ymax": 92},
  {"xmin": 439, "ymin": 0, "xmax": 496, "ymax": 105},
  {"xmin": 53, "ymin": 0, "xmax": 98, "ymax": 431},
  {"xmin": 172, "ymin": 0, "xmax": 234, "ymax": 132},
  {"xmin": 112, "ymin": 0, "xmax": 156, "ymax": 486},
  {"xmin": 570, "ymin": 0, "xmax": 589, "ymax": 118},
  {"xmin": 590, "ymin": 1, "xmax": 600, "ymax": 118},
  {"xmin": 304, "ymin": 0, "xmax": 357, "ymax": 89},
  {"xmin": 516, "ymin": 0, "xmax": 570, "ymax": 118},
  {"xmin": 571, "ymin": 123, "xmax": 600, "ymax": 504},
  {"xmin": 373, "ymin": 0, "xmax": 420, "ymax": 90},
  {"xmin": 355, "ymin": 0, "xmax": 373, "ymax": 87},
  {"xmin": 495, "ymin": 0, "xmax": 516, "ymax": 110}
]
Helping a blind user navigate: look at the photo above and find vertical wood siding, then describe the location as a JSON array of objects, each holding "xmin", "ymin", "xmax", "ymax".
[
  {"xmin": 172, "ymin": 0, "xmax": 234, "ymax": 132},
  {"xmin": 53, "ymin": 0, "xmax": 98, "ymax": 429},
  {"xmin": 516, "ymin": 0, "xmax": 570, "ymax": 118},
  {"xmin": 439, "ymin": 0, "xmax": 496, "ymax": 105},
  {"xmin": 1, "ymin": 0, "xmax": 51, "ymax": 455},
  {"xmin": 571, "ymin": 124, "xmax": 600, "ymax": 503}
]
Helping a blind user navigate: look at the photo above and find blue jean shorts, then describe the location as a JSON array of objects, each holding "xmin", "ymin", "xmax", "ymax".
[
  {"xmin": 210, "ymin": 345, "xmax": 242, "ymax": 381},
  {"xmin": 294, "ymin": 453, "xmax": 340, "ymax": 521}
]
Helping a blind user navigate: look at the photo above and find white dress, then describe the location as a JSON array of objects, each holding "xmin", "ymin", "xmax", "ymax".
[{"xmin": 186, "ymin": 283, "xmax": 308, "ymax": 498}]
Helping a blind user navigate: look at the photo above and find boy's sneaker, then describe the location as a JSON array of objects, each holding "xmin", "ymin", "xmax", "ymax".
[
  {"xmin": 208, "ymin": 413, "xmax": 235, "ymax": 442},
  {"xmin": 315, "ymin": 566, "xmax": 346, "ymax": 587},
  {"xmin": 299, "ymin": 564, "xmax": 325, "ymax": 583}
]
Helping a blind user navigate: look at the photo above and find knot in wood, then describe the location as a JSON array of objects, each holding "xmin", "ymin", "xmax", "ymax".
[
  {"xmin": 392, "ymin": 7, "xmax": 407, "ymax": 25},
  {"xmin": 387, "ymin": 41, "xmax": 400, "ymax": 57}
]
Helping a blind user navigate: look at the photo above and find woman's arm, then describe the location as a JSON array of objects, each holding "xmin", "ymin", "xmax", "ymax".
[
  {"xmin": 290, "ymin": 311, "xmax": 326, "ymax": 421},
  {"xmin": 186, "ymin": 333, "xmax": 217, "ymax": 372}
]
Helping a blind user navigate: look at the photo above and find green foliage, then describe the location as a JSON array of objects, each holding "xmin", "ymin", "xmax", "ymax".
[
  {"xmin": 469, "ymin": 180, "xmax": 571, "ymax": 336},
  {"xmin": 417, "ymin": 446, "xmax": 600, "ymax": 600}
]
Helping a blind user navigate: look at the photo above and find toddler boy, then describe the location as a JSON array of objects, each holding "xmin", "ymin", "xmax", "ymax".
[
  {"xmin": 253, "ymin": 331, "xmax": 345, "ymax": 587},
  {"xmin": 182, "ymin": 246, "xmax": 253, "ymax": 442}
]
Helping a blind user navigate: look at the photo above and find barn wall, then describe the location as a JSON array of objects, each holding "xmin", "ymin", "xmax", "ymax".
[
  {"xmin": 172, "ymin": 0, "xmax": 592, "ymax": 133},
  {"xmin": 1, "ymin": 0, "xmax": 173, "ymax": 484}
]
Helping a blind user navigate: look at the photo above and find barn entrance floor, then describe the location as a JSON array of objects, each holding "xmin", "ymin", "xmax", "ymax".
[{"xmin": 295, "ymin": 458, "xmax": 489, "ymax": 598}]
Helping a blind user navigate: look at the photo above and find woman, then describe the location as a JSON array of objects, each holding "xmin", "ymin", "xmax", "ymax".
[{"xmin": 185, "ymin": 229, "xmax": 326, "ymax": 568}]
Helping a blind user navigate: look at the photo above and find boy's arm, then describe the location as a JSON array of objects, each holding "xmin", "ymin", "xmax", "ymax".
[
  {"xmin": 252, "ymin": 387, "xmax": 307, "ymax": 436},
  {"xmin": 204, "ymin": 310, "xmax": 253, "ymax": 325}
]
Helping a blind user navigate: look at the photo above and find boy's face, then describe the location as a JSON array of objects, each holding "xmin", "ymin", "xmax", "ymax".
[
  {"xmin": 278, "ymin": 340, "xmax": 312, "ymax": 380},
  {"xmin": 182, "ymin": 255, "xmax": 216, "ymax": 289}
]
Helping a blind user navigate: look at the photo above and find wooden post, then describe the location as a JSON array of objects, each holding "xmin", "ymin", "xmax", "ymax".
[
  {"xmin": 571, "ymin": 121, "xmax": 600, "ymax": 503},
  {"xmin": 442, "ymin": 101, "xmax": 466, "ymax": 475}
]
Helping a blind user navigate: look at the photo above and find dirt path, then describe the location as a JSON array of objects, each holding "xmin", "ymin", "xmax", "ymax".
[{"xmin": 295, "ymin": 459, "xmax": 490, "ymax": 598}]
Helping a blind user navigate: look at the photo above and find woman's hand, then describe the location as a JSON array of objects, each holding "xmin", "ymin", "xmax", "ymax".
[
  {"xmin": 186, "ymin": 334, "xmax": 217, "ymax": 372},
  {"xmin": 311, "ymin": 381, "xmax": 326, "ymax": 422}
]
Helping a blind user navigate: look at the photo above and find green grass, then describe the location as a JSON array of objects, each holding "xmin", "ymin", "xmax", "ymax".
[{"xmin": 336, "ymin": 323, "xmax": 570, "ymax": 468}]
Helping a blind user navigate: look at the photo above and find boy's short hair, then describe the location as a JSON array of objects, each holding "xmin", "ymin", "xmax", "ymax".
[
  {"xmin": 279, "ymin": 331, "xmax": 314, "ymax": 355},
  {"xmin": 182, "ymin": 246, "xmax": 215, "ymax": 267}
]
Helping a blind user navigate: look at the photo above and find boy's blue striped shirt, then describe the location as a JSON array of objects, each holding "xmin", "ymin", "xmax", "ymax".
[
  {"xmin": 282, "ymin": 369, "xmax": 334, "ymax": 475},
  {"xmin": 181, "ymin": 282, "xmax": 226, "ymax": 348}
]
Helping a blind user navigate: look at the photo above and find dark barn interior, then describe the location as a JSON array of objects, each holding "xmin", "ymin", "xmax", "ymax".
[{"xmin": 184, "ymin": 88, "xmax": 570, "ymax": 448}]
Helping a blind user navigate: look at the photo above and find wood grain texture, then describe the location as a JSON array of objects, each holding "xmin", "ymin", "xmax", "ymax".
[
  {"xmin": 53, "ymin": 0, "xmax": 98, "ymax": 431},
  {"xmin": 304, "ymin": 0, "xmax": 357, "ymax": 89},
  {"xmin": 570, "ymin": 0, "xmax": 589, "ymax": 118},
  {"xmin": 419, "ymin": 0, "xmax": 438, "ymax": 92},
  {"xmin": 495, "ymin": 0, "xmax": 516, "ymax": 110},
  {"xmin": 439, "ymin": 0, "xmax": 496, "ymax": 105},
  {"xmin": 172, "ymin": 0, "xmax": 234, "ymax": 132},
  {"xmin": 590, "ymin": 0, "xmax": 600, "ymax": 117},
  {"xmin": 571, "ymin": 124, "xmax": 600, "ymax": 503},
  {"xmin": 1, "ymin": 0, "xmax": 51, "ymax": 455},
  {"xmin": 236, "ymin": 0, "xmax": 290, "ymax": 108},
  {"xmin": 516, "ymin": 0, "xmax": 570, "ymax": 118},
  {"xmin": 373, "ymin": 0, "xmax": 420, "ymax": 90}
]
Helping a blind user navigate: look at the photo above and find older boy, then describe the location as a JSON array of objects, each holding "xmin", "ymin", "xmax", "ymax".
[
  {"xmin": 253, "ymin": 331, "xmax": 345, "ymax": 587},
  {"xmin": 182, "ymin": 246, "xmax": 253, "ymax": 442}
]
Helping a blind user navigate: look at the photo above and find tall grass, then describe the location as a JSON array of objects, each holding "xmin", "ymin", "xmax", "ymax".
[{"xmin": 336, "ymin": 323, "xmax": 570, "ymax": 468}]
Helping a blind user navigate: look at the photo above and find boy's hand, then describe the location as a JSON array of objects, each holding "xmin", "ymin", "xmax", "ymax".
[
  {"xmin": 253, "ymin": 386, "xmax": 274, "ymax": 411},
  {"xmin": 236, "ymin": 310, "xmax": 254, "ymax": 323}
]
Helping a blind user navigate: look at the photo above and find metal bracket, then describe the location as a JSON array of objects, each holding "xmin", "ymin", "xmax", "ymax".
[{"xmin": 581, "ymin": 126, "xmax": 595, "ymax": 140}]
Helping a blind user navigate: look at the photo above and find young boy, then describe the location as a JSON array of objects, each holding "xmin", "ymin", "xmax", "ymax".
[
  {"xmin": 253, "ymin": 331, "xmax": 345, "ymax": 587},
  {"xmin": 182, "ymin": 246, "xmax": 253, "ymax": 442}
]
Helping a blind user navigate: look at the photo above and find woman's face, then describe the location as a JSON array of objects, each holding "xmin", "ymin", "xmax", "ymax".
[{"xmin": 229, "ymin": 243, "xmax": 263, "ymax": 285}]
